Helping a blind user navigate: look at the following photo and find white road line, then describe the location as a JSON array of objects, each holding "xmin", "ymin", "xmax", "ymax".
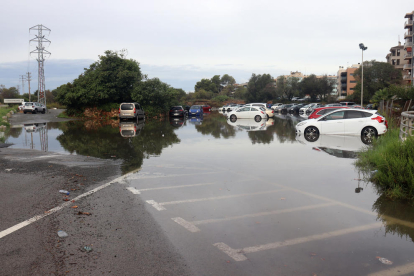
[
  {"xmin": 368, "ymin": 262, "xmax": 414, "ymax": 276},
  {"xmin": 0, "ymin": 171, "xmax": 136, "ymax": 240},
  {"xmin": 146, "ymin": 189, "xmax": 288, "ymax": 211},
  {"xmin": 126, "ymin": 171, "xmax": 217, "ymax": 180},
  {"xmin": 214, "ymin": 222, "xmax": 383, "ymax": 261},
  {"xmin": 127, "ymin": 182, "xmax": 218, "ymax": 195},
  {"xmin": 172, "ymin": 203, "xmax": 337, "ymax": 232},
  {"xmin": 172, "ymin": 217, "xmax": 200, "ymax": 232}
]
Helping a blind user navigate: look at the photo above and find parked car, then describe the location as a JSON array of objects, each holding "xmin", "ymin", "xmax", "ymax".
[
  {"xmin": 271, "ymin": 103, "xmax": 283, "ymax": 110},
  {"xmin": 23, "ymin": 102, "xmax": 46, "ymax": 114},
  {"xmin": 19, "ymin": 102, "xmax": 27, "ymax": 111},
  {"xmin": 299, "ymin": 103, "xmax": 322, "ymax": 115},
  {"xmin": 227, "ymin": 106, "xmax": 267, "ymax": 122},
  {"xmin": 169, "ymin": 106, "xmax": 186, "ymax": 117},
  {"xmin": 295, "ymin": 109, "xmax": 388, "ymax": 142},
  {"xmin": 291, "ymin": 97, "xmax": 300, "ymax": 101},
  {"xmin": 279, "ymin": 104, "xmax": 296, "ymax": 113},
  {"xmin": 202, "ymin": 105, "xmax": 211, "ymax": 112},
  {"xmin": 119, "ymin": 102, "xmax": 145, "ymax": 120},
  {"xmin": 223, "ymin": 103, "xmax": 241, "ymax": 112},
  {"xmin": 297, "ymin": 98, "xmax": 307, "ymax": 102},
  {"xmin": 340, "ymin": 102, "xmax": 356, "ymax": 107},
  {"xmin": 288, "ymin": 104, "xmax": 305, "ymax": 114},
  {"xmin": 365, "ymin": 104, "xmax": 377, "ymax": 110},
  {"xmin": 308, "ymin": 106, "xmax": 349, "ymax": 119},
  {"xmin": 189, "ymin": 105, "xmax": 204, "ymax": 116},
  {"xmin": 244, "ymin": 103, "xmax": 274, "ymax": 118},
  {"xmin": 324, "ymin": 103, "xmax": 342, "ymax": 107}
]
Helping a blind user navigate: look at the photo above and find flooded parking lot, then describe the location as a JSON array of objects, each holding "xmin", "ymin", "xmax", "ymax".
[{"xmin": 4, "ymin": 112, "xmax": 414, "ymax": 275}]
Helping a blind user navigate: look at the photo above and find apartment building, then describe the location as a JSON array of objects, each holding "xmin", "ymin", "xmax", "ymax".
[
  {"xmin": 337, "ymin": 64, "xmax": 360, "ymax": 98},
  {"xmin": 386, "ymin": 42, "xmax": 407, "ymax": 70},
  {"xmin": 403, "ymin": 11, "xmax": 413, "ymax": 85}
]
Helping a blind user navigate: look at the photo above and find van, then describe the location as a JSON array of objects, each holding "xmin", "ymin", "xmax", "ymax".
[{"xmin": 119, "ymin": 102, "xmax": 145, "ymax": 120}]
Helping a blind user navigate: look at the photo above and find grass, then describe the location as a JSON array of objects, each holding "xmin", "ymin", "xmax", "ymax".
[
  {"xmin": 0, "ymin": 106, "xmax": 17, "ymax": 127},
  {"xmin": 57, "ymin": 111, "xmax": 71, "ymax": 118},
  {"xmin": 356, "ymin": 126, "xmax": 414, "ymax": 200}
]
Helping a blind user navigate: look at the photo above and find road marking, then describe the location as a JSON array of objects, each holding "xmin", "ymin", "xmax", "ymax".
[
  {"xmin": 126, "ymin": 171, "xmax": 217, "ymax": 180},
  {"xmin": 0, "ymin": 170, "xmax": 137, "ymax": 240},
  {"xmin": 172, "ymin": 217, "xmax": 200, "ymax": 232},
  {"xmin": 368, "ymin": 262, "xmax": 414, "ymax": 276},
  {"xmin": 126, "ymin": 182, "xmax": 218, "ymax": 195},
  {"xmin": 146, "ymin": 189, "xmax": 288, "ymax": 211},
  {"xmin": 214, "ymin": 222, "xmax": 383, "ymax": 261},
  {"xmin": 172, "ymin": 203, "xmax": 337, "ymax": 232}
]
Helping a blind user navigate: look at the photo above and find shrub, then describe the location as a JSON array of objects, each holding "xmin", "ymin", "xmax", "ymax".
[{"xmin": 212, "ymin": 95, "xmax": 229, "ymax": 102}]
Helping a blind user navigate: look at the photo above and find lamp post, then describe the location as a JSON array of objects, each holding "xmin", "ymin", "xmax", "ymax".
[{"xmin": 359, "ymin": 43, "xmax": 368, "ymax": 107}]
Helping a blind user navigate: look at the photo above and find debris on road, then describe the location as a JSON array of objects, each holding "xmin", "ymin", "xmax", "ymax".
[
  {"xmin": 57, "ymin": 231, "xmax": 68, "ymax": 238},
  {"xmin": 376, "ymin": 257, "xmax": 393, "ymax": 265},
  {"xmin": 80, "ymin": 246, "xmax": 93, "ymax": 253},
  {"xmin": 5, "ymin": 169, "xmax": 12, "ymax": 172},
  {"xmin": 71, "ymin": 206, "xmax": 78, "ymax": 209},
  {"xmin": 77, "ymin": 211, "xmax": 92, "ymax": 216},
  {"xmin": 59, "ymin": 190, "xmax": 70, "ymax": 195}
]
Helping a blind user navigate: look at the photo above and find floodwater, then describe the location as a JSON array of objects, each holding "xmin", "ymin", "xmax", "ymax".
[{"xmin": 4, "ymin": 112, "xmax": 414, "ymax": 275}]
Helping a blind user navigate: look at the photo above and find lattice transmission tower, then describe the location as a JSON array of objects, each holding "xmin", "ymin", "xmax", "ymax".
[{"xmin": 29, "ymin": 24, "xmax": 51, "ymax": 106}]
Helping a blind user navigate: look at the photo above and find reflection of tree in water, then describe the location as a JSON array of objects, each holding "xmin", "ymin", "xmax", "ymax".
[
  {"xmin": 195, "ymin": 113, "xmax": 236, "ymax": 139},
  {"xmin": 57, "ymin": 120, "xmax": 180, "ymax": 174},
  {"xmin": 373, "ymin": 194, "xmax": 414, "ymax": 242},
  {"xmin": 5, "ymin": 127, "xmax": 22, "ymax": 138},
  {"xmin": 270, "ymin": 116, "xmax": 297, "ymax": 143},
  {"xmin": 248, "ymin": 129, "xmax": 274, "ymax": 144}
]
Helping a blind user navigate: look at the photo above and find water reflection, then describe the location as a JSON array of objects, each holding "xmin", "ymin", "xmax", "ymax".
[
  {"xmin": 226, "ymin": 118, "xmax": 267, "ymax": 131},
  {"xmin": 56, "ymin": 120, "xmax": 180, "ymax": 174},
  {"xmin": 169, "ymin": 117, "xmax": 185, "ymax": 128},
  {"xmin": 119, "ymin": 120, "xmax": 145, "ymax": 137},
  {"xmin": 194, "ymin": 112, "xmax": 236, "ymax": 139},
  {"xmin": 188, "ymin": 115, "xmax": 203, "ymax": 125},
  {"xmin": 296, "ymin": 134, "xmax": 369, "ymax": 159}
]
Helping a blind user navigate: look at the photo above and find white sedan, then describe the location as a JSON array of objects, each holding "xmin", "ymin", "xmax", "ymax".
[
  {"xmin": 227, "ymin": 106, "xmax": 267, "ymax": 122},
  {"xmin": 295, "ymin": 109, "xmax": 388, "ymax": 141}
]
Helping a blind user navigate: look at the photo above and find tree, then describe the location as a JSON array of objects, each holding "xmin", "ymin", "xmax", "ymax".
[
  {"xmin": 316, "ymin": 75, "xmax": 334, "ymax": 101},
  {"xmin": 299, "ymin": 74, "xmax": 320, "ymax": 101},
  {"xmin": 246, "ymin": 73, "xmax": 276, "ymax": 102},
  {"xmin": 56, "ymin": 50, "xmax": 142, "ymax": 111},
  {"xmin": 350, "ymin": 60, "xmax": 403, "ymax": 103},
  {"xmin": 220, "ymin": 74, "xmax": 236, "ymax": 86},
  {"xmin": 194, "ymin": 79, "xmax": 216, "ymax": 93},
  {"xmin": 211, "ymin": 75, "xmax": 221, "ymax": 93}
]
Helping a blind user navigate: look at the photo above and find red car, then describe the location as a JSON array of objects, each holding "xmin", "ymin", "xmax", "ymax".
[
  {"xmin": 308, "ymin": 106, "xmax": 349, "ymax": 119},
  {"xmin": 202, "ymin": 105, "xmax": 211, "ymax": 112}
]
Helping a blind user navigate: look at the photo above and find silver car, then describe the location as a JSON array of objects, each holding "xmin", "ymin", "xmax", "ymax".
[
  {"xmin": 23, "ymin": 102, "xmax": 46, "ymax": 114},
  {"xmin": 119, "ymin": 102, "xmax": 145, "ymax": 120}
]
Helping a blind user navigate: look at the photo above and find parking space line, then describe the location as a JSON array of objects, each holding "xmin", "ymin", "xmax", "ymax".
[
  {"xmin": 127, "ymin": 182, "xmax": 218, "ymax": 194},
  {"xmin": 146, "ymin": 189, "xmax": 288, "ymax": 211},
  {"xmin": 172, "ymin": 202, "xmax": 337, "ymax": 232},
  {"xmin": 368, "ymin": 262, "xmax": 414, "ymax": 276},
  {"xmin": 214, "ymin": 222, "xmax": 382, "ymax": 261}
]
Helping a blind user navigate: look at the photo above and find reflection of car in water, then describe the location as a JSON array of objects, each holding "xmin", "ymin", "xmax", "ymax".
[
  {"xmin": 188, "ymin": 115, "xmax": 203, "ymax": 125},
  {"xmin": 169, "ymin": 117, "xmax": 185, "ymax": 127},
  {"xmin": 296, "ymin": 134, "xmax": 370, "ymax": 159},
  {"xmin": 227, "ymin": 118, "xmax": 267, "ymax": 131},
  {"xmin": 24, "ymin": 123, "xmax": 47, "ymax": 132},
  {"xmin": 119, "ymin": 121, "xmax": 145, "ymax": 137}
]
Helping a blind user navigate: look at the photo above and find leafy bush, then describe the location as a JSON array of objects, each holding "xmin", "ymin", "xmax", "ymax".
[
  {"xmin": 356, "ymin": 128, "xmax": 414, "ymax": 199},
  {"xmin": 212, "ymin": 95, "xmax": 229, "ymax": 102}
]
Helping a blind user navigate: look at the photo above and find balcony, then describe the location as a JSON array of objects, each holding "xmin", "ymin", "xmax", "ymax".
[
  {"xmin": 405, "ymin": 30, "xmax": 413, "ymax": 38},
  {"xmin": 341, "ymin": 84, "xmax": 347, "ymax": 89},
  {"xmin": 403, "ymin": 64, "xmax": 412, "ymax": 70},
  {"xmin": 404, "ymin": 52, "xmax": 413, "ymax": 60},
  {"xmin": 405, "ymin": 41, "xmax": 413, "ymax": 48},
  {"xmin": 405, "ymin": 19, "xmax": 413, "ymax": 29},
  {"xmin": 403, "ymin": 74, "xmax": 412, "ymax": 80},
  {"xmin": 340, "ymin": 77, "xmax": 347, "ymax": 82}
]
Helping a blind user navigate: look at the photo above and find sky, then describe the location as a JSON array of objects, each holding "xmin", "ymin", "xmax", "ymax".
[{"xmin": 0, "ymin": 0, "xmax": 412, "ymax": 93}]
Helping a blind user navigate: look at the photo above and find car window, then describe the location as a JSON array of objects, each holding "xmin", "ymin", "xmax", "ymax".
[
  {"xmin": 317, "ymin": 110, "xmax": 325, "ymax": 115},
  {"xmin": 121, "ymin": 104, "xmax": 133, "ymax": 110},
  {"xmin": 324, "ymin": 111, "xmax": 345, "ymax": 121},
  {"xmin": 361, "ymin": 111, "xmax": 373, "ymax": 117},
  {"xmin": 345, "ymin": 110, "xmax": 364, "ymax": 119},
  {"xmin": 237, "ymin": 107, "xmax": 250, "ymax": 112},
  {"xmin": 251, "ymin": 107, "xmax": 258, "ymax": 111}
]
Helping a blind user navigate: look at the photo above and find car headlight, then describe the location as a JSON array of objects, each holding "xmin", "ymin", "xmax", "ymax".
[{"xmin": 296, "ymin": 121, "xmax": 307, "ymax": 127}]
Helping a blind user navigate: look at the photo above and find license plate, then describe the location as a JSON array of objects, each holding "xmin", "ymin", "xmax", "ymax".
[{"xmin": 174, "ymin": 113, "xmax": 179, "ymax": 115}]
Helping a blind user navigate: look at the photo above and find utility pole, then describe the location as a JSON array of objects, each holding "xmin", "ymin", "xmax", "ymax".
[
  {"xmin": 27, "ymin": 72, "xmax": 32, "ymax": 101},
  {"xmin": 29, "ymin": 24, "xmax": 51, "ymax": 106},
  {"xmin": 19, "ymin": 75, "xmax": 26, "ymax": 95}
]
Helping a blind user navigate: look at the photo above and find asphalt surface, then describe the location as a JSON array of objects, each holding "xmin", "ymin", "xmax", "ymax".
[
  {"xmin": 8, "ymin": 109, "xmax": 73, "ymax": 125},
  {"xmin": 0, "ymin": 111, "xmax": 192, "ymax": 276}
]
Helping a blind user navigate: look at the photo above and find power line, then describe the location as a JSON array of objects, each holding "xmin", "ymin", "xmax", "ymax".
[{"xmin": 29, "ymin": 24, "xmax": 51, "ymax": 106}]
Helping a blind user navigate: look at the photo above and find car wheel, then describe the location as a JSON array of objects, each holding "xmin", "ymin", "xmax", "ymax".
[
  {"xmin": 304, "ymin": 126, "xmax": 319, "ymax": 142},
  {"xmin": 230, "ymin": 114, "xmax": 237, "ymax": 122},
  {"xmin": 24, "ymin": 111, "xmax": 26, "ymax": 114},
  {"xmin": 361, "ymin": 127, "xmax": 377, "ymax": 144},
  {"xmin": 254, "ymin": 115, "xmax": 261, "ymax": 122}
]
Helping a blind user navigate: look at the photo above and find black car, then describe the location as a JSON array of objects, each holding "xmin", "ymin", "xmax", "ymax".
[
  {"xmin": 169, "ymin": 106, "xmax": 186, "ymax": 117},
  {"xmin": 288, "ymin": 104, "xmax": 305, "ymax": 114},
  {"xmin": 280, "ymin": 104, "xmax": 295, "ymax": 113}
]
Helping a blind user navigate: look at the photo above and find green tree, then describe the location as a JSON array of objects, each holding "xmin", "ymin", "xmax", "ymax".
[
  {"xmin": 350, "ymin": 60, "xmax": 403, "ymax": 103},
  {"xmin": 56, "ymin": 50, "xmax": 142, "ymax": 112},
  {"xmin": 299, "ymin": 74, "xmax": 320, "ymax": 101},
  {"xmin": 211, "ymin": 75, "xmax": 221, "ymax": 93},
  {"xmin": 194, "ymin": 78, "xmax": 216, "ymax": 93},
  {"xmin": 220, "ymin": 74, "xmax": 236, "ymax": 86},
  {"xmin": 246, "ymin": 73, "xmax": 275, "ymax": 102},
  {"xmin": 316, "ymin": 75, "xmax": 334, "ymax": 101}
]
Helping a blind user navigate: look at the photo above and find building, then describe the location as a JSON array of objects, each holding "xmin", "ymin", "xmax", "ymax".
[
  {"xmin": 386, "ymin": 42, "xmax": 407, "ymax": 70},
  {"xmin": 337, "ymin": 64, "xmax": 360, "ymax": 99},
  {"xmin": 275, "ymin": 71, "xmax": 308, "ymax": 82},
  {"xmin": 403, "ymin": 11, "xmax": 413, "ymax": 85}
]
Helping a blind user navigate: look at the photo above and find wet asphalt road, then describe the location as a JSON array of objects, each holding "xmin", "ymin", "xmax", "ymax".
[{"xmin": 0, "ymin": 111, "xmax": 192, "ymax": 275}]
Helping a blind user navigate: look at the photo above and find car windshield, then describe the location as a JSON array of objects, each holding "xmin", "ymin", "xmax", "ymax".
[
  {"xmin": 190, "ymin": 105, "xmax": 200, "ymax": 109},
  {"xmin": 25, "ymin": 103, "xmax": 33, "ymax": 106},
  {"xmin": 171, "ymin": 107, "xmax": 183, "ymax": 110}
]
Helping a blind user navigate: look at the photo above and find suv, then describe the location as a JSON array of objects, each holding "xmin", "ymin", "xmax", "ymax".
[
  {"xmin": 119, "ymin": 102, "xmax": 145, "ymax": 120},
  {"xmin": 23, "ymin": 102, "xmax": 46, "ymax": 114}
]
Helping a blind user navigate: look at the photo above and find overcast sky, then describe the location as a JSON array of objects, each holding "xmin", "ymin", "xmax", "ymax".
[{"xmin": 1, "ymin": 0, "xmax": 412, "ymax": 93}]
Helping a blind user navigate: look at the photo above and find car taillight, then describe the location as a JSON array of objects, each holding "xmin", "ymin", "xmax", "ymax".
[
  {"xmin": 371, "ymin": 116, "xmax": 384, "ymax": 123},
  {"xmin": 119, "ymin": 108, "xmax": 121, "ymax": 114},
  {"xmin": 271, "ymin": 110, "xmax": 274, "ymax": 113},
  {"xmin": 261, "ymin": 111, "xmax": 264, "ymax": 114},
  {"xmin": 133, "ymin": 108, "xmax": 136, "ymax": 113},
  {"xmin": 32, "ymin": 105, "xmax": 34, "ymax": 108}
]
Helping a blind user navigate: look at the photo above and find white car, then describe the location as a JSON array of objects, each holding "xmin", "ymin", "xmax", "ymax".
[
  {"xmin": 221, "ymin": 104, "xmax": 241, "ymax": 112},
  {"xmin": 244, "ymin": 103, "xmax": 274, "ymax": 118},
  {"xmin": 227, "ymin": 106, "xmax": 267, "ymax": 122},
  {"xmin": 299, "ymin": 103, "xmax": 322, "ymax": 115},
  {"xmin": 295, "ymin": 109, "xmax": 388, "ymax": 142},
  {"xmin": 23, "ymin": 102, "xmax": 46, "ymax": 114},
  {"xmin": 271, "ymin": 103, "xmax": 283, "ymax": 110}
]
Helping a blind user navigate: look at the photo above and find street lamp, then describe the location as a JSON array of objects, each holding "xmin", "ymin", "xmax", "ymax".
[{"xmin": 359, "ymin": 43, "xmax": 368, "ymax": 107}]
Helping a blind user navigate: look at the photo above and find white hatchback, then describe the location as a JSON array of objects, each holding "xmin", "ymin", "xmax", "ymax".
[
  {"xmin": 295, "ymin": 109, "xmax": 388, "ymax": 141},
  {"xmin": 227, "ymin": 106, "xmax": 267, "ymax": 122}
]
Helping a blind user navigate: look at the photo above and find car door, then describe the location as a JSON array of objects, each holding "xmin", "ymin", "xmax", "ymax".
[
  {"xmin": 236, "ymin": 107, "xmax": 251, "ymax": 118},
  {"xmin": 318, "ymin": 110, "xmax": 345, "ymax": 134},
  {"xmin": 343, "ymin": 110, "xmax": 365, "ymax": 135}
]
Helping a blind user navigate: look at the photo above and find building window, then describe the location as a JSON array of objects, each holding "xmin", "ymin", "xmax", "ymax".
[
  {"xmin": 392, "ymin": 59, "xmax": 396, "ymax": 65},
  {"xmin": 350, "ymin": 88, "xmax": 355, "ymax": 90},
  {"xmin": 397, "ymin": 49, "xmax": 400, "ymax": 56},
  {"xmin": 350, "ymin": 74, "xmax": 354, "ymax": 76},
  {"xmin": 397, "ymin": 59, "xmax": 400, "ymax": 65},
  {"xmin": 350, "ymin": 81, "xmax": 356, "ymax": 83}
]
